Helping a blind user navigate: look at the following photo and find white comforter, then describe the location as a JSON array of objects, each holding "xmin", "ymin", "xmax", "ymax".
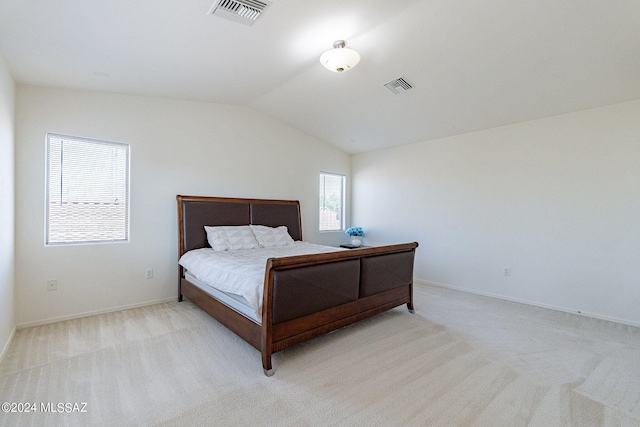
[{"xmin": 179, "ymin": 242, "xmax": 345, "ymax": 319}]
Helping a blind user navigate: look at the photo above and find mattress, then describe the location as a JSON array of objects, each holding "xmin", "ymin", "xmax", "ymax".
[
  {"xmin": 179, "ymin": 241, "xmax": 345, "ymax": 320},
  {"xmin": 185, "ymin": 272, "xmax": 260, "ymax": 324}
]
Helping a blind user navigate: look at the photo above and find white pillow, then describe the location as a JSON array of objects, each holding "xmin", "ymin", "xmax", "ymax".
[
  {"xmin": 250, "ymin": 225, "xmax": 295, "ymax": 248},
  {"xmin": 204, "ymin": 225, "xmax": 260, "ymax": 251}
]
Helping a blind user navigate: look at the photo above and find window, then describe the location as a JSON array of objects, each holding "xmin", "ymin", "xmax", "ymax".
[
  {"xmin": 319, "ymin": 172, "xmax": 345, "ymax": 231},
  {"xmin": 46, "ymin": 134, "xmax": 129, "ymax": 245}
]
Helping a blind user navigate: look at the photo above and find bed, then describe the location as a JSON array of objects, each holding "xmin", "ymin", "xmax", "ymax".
[{"xmin": 177, "ymin": 195, "xmax": 419, "ymax": 376}]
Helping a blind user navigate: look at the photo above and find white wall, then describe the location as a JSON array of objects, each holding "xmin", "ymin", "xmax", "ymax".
[
  {"xmin": 0, "ymin": 54, "xmax": 16, "ymax": 359},
  {"xmin": 353, "ymin": 100, "xmax": 640, "ymax": 326},
  {"xmin": 15, "ymin": 86, "xmax": 350, "ymax": 326}
]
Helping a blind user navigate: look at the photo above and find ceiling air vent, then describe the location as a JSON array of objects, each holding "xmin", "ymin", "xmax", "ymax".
[
  {"xmin": 208, "ymin": 0, "xmax": 272, "ymax": 26},
  {"xmin": 384, "ymin": 77, "xmax": 413, "ymax": 95}
]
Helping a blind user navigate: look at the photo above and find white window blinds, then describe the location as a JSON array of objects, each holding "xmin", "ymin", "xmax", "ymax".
[
  {"xmin": 46, "ymin": 134, "xmax": 130, "ymax": 245},
  {"xmin": 319, "ymin": 172, "xmax": 345, "ymax": 231}
]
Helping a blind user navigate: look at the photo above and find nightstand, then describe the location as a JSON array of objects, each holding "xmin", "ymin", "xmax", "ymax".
[{"xmin": 340, "ymin": 244, "xmax": 370, "ymax": 249}]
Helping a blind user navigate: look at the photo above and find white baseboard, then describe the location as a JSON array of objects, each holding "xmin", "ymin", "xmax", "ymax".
[
  {"xmin": 0, "ymin": 326, "xmax": 17, "ymax": 365},
  {"xmin": 16, "ymin": 297, "xmax": 177, "ymax": 329},
  {"xmin": 415, "ymin": 279, "xmax": 640, "ymax": 328}
]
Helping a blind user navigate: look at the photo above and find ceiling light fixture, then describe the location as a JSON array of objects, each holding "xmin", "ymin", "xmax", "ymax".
[{"xmin": 319, "ymin": 40, "xmax": 360, "ymax": 73}]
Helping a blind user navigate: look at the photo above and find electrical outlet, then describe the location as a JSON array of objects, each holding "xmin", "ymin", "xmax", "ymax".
[
  {"xmin": 503, "ymin": 267, "xmax": 511, "ymax": 277},
  {"xmin": 47, "ymin": 280, "xmax": 57, "ymax": 291},
  {"xmin": 145, "ymin": 269, "xmax": 153, "ymax": 279}
]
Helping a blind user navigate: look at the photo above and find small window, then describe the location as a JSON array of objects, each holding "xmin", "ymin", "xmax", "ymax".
[
  {"xmin": 319, "ymin": 172, "xmax": 345, "ymax": 231},
  {"xmin": 46, "ymin": 134, "xmax": 130, "ymax": 245}
]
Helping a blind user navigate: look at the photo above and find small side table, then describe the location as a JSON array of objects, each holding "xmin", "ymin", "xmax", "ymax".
[{"xmin": 340, "ymin": 244, "xmax": 370, "ymax": 249}]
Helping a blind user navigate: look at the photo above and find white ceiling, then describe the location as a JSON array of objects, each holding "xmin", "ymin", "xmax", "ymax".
[{"xmin": 1, "ymin": 0, "xmax": 639, "ymax": 153}]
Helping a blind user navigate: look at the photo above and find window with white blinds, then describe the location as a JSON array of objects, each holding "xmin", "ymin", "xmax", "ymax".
[
  {"xmin": 46, "ymin": 134, "xmax": 130, "ymax": 245},
  {"xmin": 319, "ymin": 172, "xmax": 345, "ymax": 231}
]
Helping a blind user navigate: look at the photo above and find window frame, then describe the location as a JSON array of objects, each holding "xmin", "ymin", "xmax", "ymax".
[
  {"xmin": 45, "ymin": 133, "xmax": 130, "ymax": 246},
  {"xmin": 319, "ymin": 171, "xmax": 346, "ymax": 232}
]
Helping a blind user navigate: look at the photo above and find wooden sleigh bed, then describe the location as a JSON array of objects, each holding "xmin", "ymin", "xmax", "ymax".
[{"xmin": 177, "ymin": 195, "xmax": 418, "ymax": 376}]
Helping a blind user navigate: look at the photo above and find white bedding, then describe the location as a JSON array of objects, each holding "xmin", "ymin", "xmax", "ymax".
[
  {"xmin": 179, "ymin": 242, "xmax": 345, "ymax": 319},
  {"xmin": 185, "ymin": 272, "xmax": 260, "ymax": 323}
]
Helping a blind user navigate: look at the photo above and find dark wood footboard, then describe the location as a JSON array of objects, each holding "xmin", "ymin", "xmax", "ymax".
[{"xmin": 260, "ymin": 243, "xmax": 418, "ymax": 375}]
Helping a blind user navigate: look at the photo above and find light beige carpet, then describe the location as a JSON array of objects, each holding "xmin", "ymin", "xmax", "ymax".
[{"xmin": 1, "ymin": 284, "xmax": 639, "ymax": 426}]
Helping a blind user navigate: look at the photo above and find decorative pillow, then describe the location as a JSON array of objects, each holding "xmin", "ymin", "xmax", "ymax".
[
  {"xmin": 204, "ymin": 225, "xmax": 260, "ymax": 251},
  {"xmin": 250, "ymin": 225, "xmax": 295, "ymax": 248}
]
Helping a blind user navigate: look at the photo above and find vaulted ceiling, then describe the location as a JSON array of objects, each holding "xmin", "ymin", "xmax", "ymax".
[{"xmin": 1, "ymin": 0, "xmax": 639, "ymax": 153}]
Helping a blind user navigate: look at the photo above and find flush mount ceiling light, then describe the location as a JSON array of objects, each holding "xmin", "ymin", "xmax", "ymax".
[{"xmin": 319, "ymin": 40, "xmax": 360, "ymax": 73}]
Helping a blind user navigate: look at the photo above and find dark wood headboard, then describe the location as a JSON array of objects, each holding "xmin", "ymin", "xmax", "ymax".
[{"xmin": 177, "ymin": 195, "xmax": 302, "ymax": 256}]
